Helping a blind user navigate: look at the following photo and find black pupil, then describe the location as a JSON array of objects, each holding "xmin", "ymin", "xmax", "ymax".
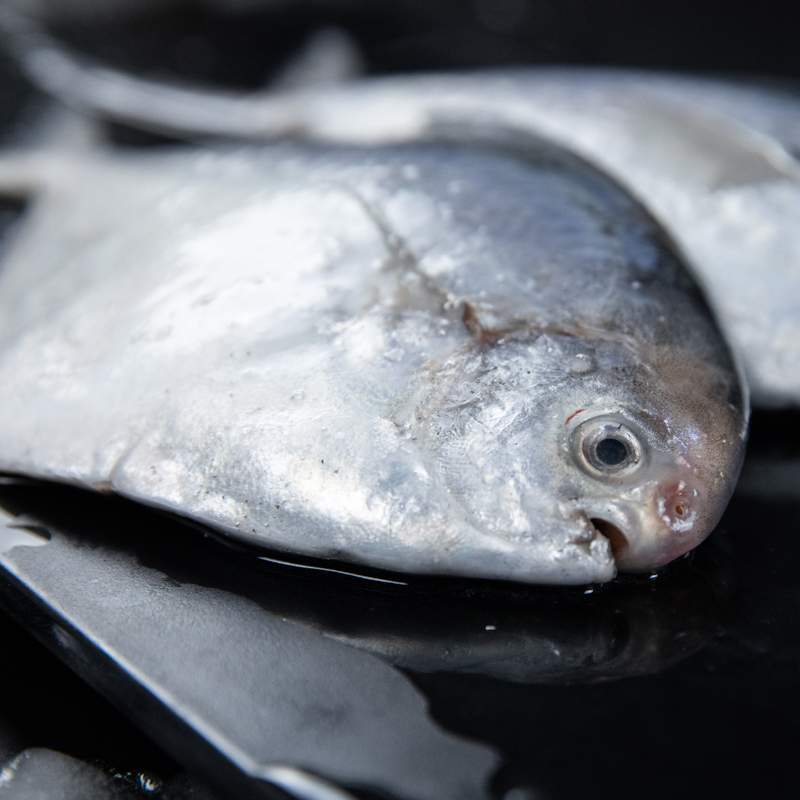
[{"xmin": 595, "ymin": 437, "xmax": 628, "ymax": 466}]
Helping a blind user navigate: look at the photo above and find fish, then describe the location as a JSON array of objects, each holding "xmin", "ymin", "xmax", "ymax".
[{"xmin": 0, "ymin": 131, "xmax": 747, "ymax": 585}]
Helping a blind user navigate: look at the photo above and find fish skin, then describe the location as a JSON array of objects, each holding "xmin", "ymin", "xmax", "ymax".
[
  {"xmin": 15, "ymin": 54, "xmax": 798, "ymax": 407},
  {"xmin": 0, "ymin": 139, "xmax": 746, "ymax": 584},
  {"xmin": 263, "ymin": 69, "xmax": 800, "ymax": 408},
  {"xmin": 3, "ymin": 9, "xmax": 798, "ymax": 406}
]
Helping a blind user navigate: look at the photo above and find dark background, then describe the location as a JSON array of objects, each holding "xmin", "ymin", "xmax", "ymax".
[
  {"xmin": 2, "ymin": 2, "xmax": 800, "ymax": 799},
  {"xmin": 44, "ymin": 0, "xmax": 800, "ymax": 83}
]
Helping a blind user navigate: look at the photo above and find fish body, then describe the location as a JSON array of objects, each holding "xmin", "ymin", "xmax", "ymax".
[
  {"xmin": 249, "ymin": 69, "xmax": 800, "ymax": 408},
  {"xmin": 14, "ymin": 52, "xmax": 798, "ymax": 407},
  {"xmin": 0, "ymin": 137, "xmax": 746, "ymax": 584}
]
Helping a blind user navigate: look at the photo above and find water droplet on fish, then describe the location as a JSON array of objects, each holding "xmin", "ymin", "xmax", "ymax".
[
  {"xmin": 568, "ymin": 354, "xmax": 595, "ymax": 374},
  {"xmin": 383, "ymin": 347, "xmax": 405, "ymax": 362}
]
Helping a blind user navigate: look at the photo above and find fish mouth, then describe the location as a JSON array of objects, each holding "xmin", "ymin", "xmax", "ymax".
[
  {"xmin": 583, "ymin": 477, "xmax": 704, "ymax": 571},
  {"xmin": 589, "ymin": 517, "xmax": 629, "ymax": 562}
]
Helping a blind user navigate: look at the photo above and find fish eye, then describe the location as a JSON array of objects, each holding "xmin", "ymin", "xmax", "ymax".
[
  {"xmin": 570, "ymin": 416, "xmax": 645, "ymax": 479},
  {"xmin": 595, "ymin": 437, "xmax": 629, "ymax": 466}
]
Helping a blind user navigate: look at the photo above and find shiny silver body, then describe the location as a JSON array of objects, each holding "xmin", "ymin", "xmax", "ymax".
[
  {"xmin": 239, "ymin": 70, "xmax": 800, "ymax": 408},
  {"xmin": 13, "ymin": 54, "xmax": 798, "ymax": 407},
  {"xmin": 0, "ymin": 137, "xmax": 746, "ymax": 584}
]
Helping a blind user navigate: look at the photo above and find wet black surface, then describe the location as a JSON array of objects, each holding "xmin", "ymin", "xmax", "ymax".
[
  {"xmin": 2, "ymin": 4, "xmax": 800, "ymax": 799},
  {"xmin": 416, "ymin": 493, "xmax": 800, "ymax": 799}
]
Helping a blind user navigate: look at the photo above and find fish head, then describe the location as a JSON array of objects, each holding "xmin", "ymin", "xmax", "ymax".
[
  {"xmin": 559, "ymin": 332, "xmax": 748, "ymax": 572},
  {"xmin": 420, "ymin": 330, "xmax": 747, "ymax": 581}
]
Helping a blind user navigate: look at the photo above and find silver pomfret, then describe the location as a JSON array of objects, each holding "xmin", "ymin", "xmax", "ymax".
[{"xmin": 0, "ymin": 138, "xmax": 746, "ymax": 583}]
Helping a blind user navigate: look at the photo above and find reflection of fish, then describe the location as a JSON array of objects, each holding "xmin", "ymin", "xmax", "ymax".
[
  {"xmin": 281, "ymin": 570, "xmax": 732, "ymax": 684},
  {"xmin": 0, "ymin": 134, "xmax": 746, "ymax": 584},
  {"xmin": 253, "ymin": 531, "xmax": 737, "ymax": 684}
]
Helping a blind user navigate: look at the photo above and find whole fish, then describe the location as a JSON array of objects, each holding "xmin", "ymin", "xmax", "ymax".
[{"xmin": 0, "ymin": 135, "xmax": 746, "ymax": 584}]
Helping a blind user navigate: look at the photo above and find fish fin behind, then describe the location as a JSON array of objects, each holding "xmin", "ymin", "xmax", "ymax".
[
  {"xmin": 0, "ymin": 6, "xmax": 306, "ymax": 141},
  {"xmin": 269, "ymin": 27, "xmax": 365, "ymax": 91}
]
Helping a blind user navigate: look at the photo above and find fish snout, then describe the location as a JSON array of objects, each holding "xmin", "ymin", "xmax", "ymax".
[
  {"xmin": 581, "ymin": 476, "xmax": 706, "ymax": 572},
  {"xmin": 647, "ymin": 477, "xmax": 707, "ymax": 566}
]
